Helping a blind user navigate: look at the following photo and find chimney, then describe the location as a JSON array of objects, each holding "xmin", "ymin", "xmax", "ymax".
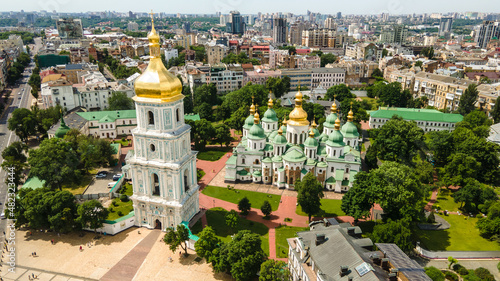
[
  {"xmin": 315, "ymin": 234, "xmax": 326, "ymax": 246},
  {"xmin": 340, "ymin": 266, "xmax": 349, "ymax": 277},
  {"xmin": 347, "ymin": 227, "xmax": 356, "ymax": 236}
]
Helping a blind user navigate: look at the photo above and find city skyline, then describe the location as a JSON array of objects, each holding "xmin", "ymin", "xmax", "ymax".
[{"xmin": 2, "ymin": 0, "xmax": 500, "ymax": 15}]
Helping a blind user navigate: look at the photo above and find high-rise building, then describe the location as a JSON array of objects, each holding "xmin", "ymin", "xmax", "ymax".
[
  {"xmin": 127, "ymin": 21, "xmax": 139, "ymax": 31},
  {"xmin": 439, "ymin": 17, "xmax": 453, "ymax": 39},
  {"xmin": 337, "ymin": 12, "xmax": 342, "ymax": 19},
  {"xmin": 182, "ymin": 22, "xmax": 191, "ymax": 33},
  {"xmin": 324, "ymin": 17, "xmax": 336, "ymax": 30},
  {"xmin": 302, "ymin": 29, "xmax": 336, "ymax": 47},
  {"xmin": 379, "ymin": 25, "xmax": 408, "ymax": 44},
  {"xmin": 289, "ymin": 21, "xmax": 306, "ymax": 45},
  {"xmin": 476, "ymin": 21, "xmax": 500, "ymax": 48},
  {"xmin": 272, "ymin": 18, "xmax": 287, "ymax": 44},
  {"xmin": 226, "ymin": 11, "xmax": 245, "ymax": 35}
]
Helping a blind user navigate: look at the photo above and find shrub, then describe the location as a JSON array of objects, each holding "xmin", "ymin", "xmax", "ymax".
[
  {"xmin": 444, "ymin": 271, "xmax": 458, "ymax": 281},
  {"xmin": 457, "ymin": 267, "xmax": 469, "ymax": 276},
  {"xmin": 121, "ymin": 137, "xmax": 126, "ymax": 142},
  {"xmin": 476, "ymin": 214, "xmax": 483, "ymax": 219},
  {"xmin": 452, "ymin": 263, "xmax": 463, "ymax": 271},
  {"xmin": 425, "ymin": 266, "xmax": 444, "ymax": 281},
  {"xmin": 120, "ymin": 194, "xmax": 129, "ymax": 202},
  {"xmin": 109, "ymin": 207, "xmax": 114, "ymax": 212},
  {"xmin": 497, "ymin": 261, "xmax": 500, "ymax": 272},
  {"xmin": 117, "ymin": 211, "xmax": 123, "ymax": 216},
  {"xmin": 238, "ymin": 197, "xmax": 251, "ymax": 216},
  {"xmin": 474, "ymin": 267, "xmax": 494, "ymax": 281},
  {"xmin": 112, "ymin": 201, "xmax": 118, "ymax": 207}
]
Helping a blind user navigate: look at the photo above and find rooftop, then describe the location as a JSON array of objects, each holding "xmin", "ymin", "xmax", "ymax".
[{"xmin": 370, "ymin": 107, "xmax": 463, "ymax": 123}]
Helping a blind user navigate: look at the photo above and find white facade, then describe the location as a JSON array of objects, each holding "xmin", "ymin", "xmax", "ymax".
[
  {"xmin": 164, "ymin": 48, "xmax": 179, "ymax": 63},
  {"xmin": 127, "ymin": 98, "xmax": 199, "ymax": 231},
  {"xmin": 41, "ymin": 80, "xmax": 77, "ymax": 109}
]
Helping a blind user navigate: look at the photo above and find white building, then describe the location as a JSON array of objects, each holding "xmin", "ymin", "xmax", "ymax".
[
  {"xmin": 74, "ymin": 82, "xmax": 134, "ymax": 111},
  {"xmin": 123, "ymin": 19, "xmax": 199, "ymax": 231},
  {"xmin": 164, "ymin": 48, "xmax": 178, "ymax": 63},
  {"xmin": 40, "ymin": 78, "xmax": 77, "ymax": 110},
  {"xmin": 311, "ymin": 68, "xmax": 346, "ymax": 88}
]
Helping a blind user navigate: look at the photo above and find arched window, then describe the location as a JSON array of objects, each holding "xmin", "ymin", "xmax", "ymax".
[
  {"xmin": 148, "ymin": 111, "xmax": 154, "ymax": 125},
  {"xmin": 150, "ymin": 144, "xmax": 156, "ymax": 152},
  {"xmin": 176, "ymin": 108, "xmax": 180, "ymax": 122},
  {"xmin": 152, "ymin": 174, "xmax": 160, "ymax": 196},
  {"xmin": 184, "ymin": 169, "xmax": 189, "ymax": 192},
  {"xmin": 242, "ymin": 157, "xmax": 245, "ymax": 164}
]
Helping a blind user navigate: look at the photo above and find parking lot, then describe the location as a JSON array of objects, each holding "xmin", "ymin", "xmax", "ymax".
[{"xmin": 83, "ymin": 167, "xmax": 123, "ymax": 195}]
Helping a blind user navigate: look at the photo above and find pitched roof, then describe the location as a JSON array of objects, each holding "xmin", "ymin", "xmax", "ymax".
[
  {"xmin": 76, "ymin": 110, "xmax": 137, "ymax": 121},
  {"xmin": 375, "ymin": 243, "xmax": 431, "ymax": 281},
  {"xmin": 369, "ymin": 107, "xmax": 463, "ymax": 123}
]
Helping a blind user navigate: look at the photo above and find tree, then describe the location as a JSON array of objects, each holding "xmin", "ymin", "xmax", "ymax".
[
  {"xmin": 474, "ymin": 268, "xmax": 495, "ymax": 281},
  {"xmin": 225, "ymin": 209, "xmax": 239, "ymax": 229},
  {"xmin": 28, "ymin": 138, "xmax": 81, "ymax": 190},
  {"xmin": 259, "ymin": 260, "xmax": 290, "ymax": 281},
  {"xmin": 447, "ymin": 256, "xmax": 458, "ymax": 269},
  {"xmin": 164, "ymin": 224, "xmax": 190, "ymax": 255},
  {"xmin": 428, "ymin": 130, "xmax": 454, "ymax": 167},
  {"xmin": 194, "ymin": 226, "xmax": 220, "ymax": 261},
  {"xmin": 295, "ymin": 173, "xmax": 324, "ymax": 222},
  {"xmin": 364, "ymin": 145, "xmax": 378, "ymax": 171},
  {"xmin": 238, "ymin": 197, "xmax": 251, "ymax": 216},
  {"xmin": 341, "ymin": 172, "xmax": 374, "ymax": 221},
  {"xmin": 461, "ymin": 110, "xmax": 492, "ymax": 128},
  {"xmin": 302, "ymin": 102, "xmax": 325, "ymax": 122},
  {"xmin": 425, "ymin": 266, "xmax": 444, "ymax": 281},
  {"xmin": 265, "ymin": 77, "xmax": 288, "ymax": 98},
  {"xmin": 183, "ymin": 90, "xmax": 194, "ymax": 114},
  {"xmin": 226, "ymin": 105, "xmax": 249, "ymax": 130},
  {"xmin": 415, "ymin": 61, "xmax": 423, "ymax": 68},
  {"xmin": 339, "ymin": 98, "xmax": 369, "ymax": 123},
  {"xmin": 441, "ymin": 153, "xmax": 481, "ymax": 186},
  {"xmin": 490, "ymin": 97, "xmax": 500, "ymax": 123},
  {"xmin": 108, "ymin": 91, "xmax": 134, "ymax": 110},
  {"xmin": 260, "ymin": 201, "xmax": 272, "ymax": 218},
  {"xmin": 452, "ymin": 179, "xmax": 483, "ymax": 209},
  {"xmin": 371, "ymin": 117, "xmax": 424, "ymax": 164},
  {"xmin": 193, "ymin": 83, "xmax": 218, "ymax": 107},
  {"xmin": 1, "ymin": 159, "xmax": 26, "ymax": 187},
  {"xmin": 211, "ymin": 230, "xmax": 266, "ymax": 281},
  {"xmin": 76, "ymin": 200, "xmax": 108, "ymax": 234},
  {"xmin": 194, "ymin": 102, "xmax": 213, "ymax": 121},
  {"xmin": 320, "ymin": 53, "xmax": 336, "ymax": 67},
  {"xmin": 371, "ymin": 219, "xmax": 413, "ymax": 253},
  {"xmin": 325, "ymin": 84, "xmax": 355, "ymax": 102},
  {"xmin": 421, "ymin": 47, "xmax": 434, "ymax": 59},
  {"xmin": 371, "ymin": 68, "xmax": 383, "ymax": 78},
  {"xmin": 8, "ymin": 108, "xmax": 37, "ymax": 142},
  {"xmin": 2, "ymin": 141, "xmax": 28, "ymax": 163},
  {"xmin": 458, "ymin": 84, "xmax": 478, "ymax": 116},
  {"xmin": 214, "ymin": 124, "xmax": 232, "ymax": 147},
  {"xmin": 192, "ymin": 119, "xmax": 214, "ymax": 150}
]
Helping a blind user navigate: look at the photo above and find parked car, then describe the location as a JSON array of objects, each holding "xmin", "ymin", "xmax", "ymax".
[
  {"xmin": 112, "ymin": 174, "xmax": 122, "ymax": 181},
  {"xmin": 107, "ymin": 182, "xmax": 117, "ymax": 188},
  {"xmin": 97, "ymin": 171, "xmax": 108, "ymax": 175},
  {"xmin": 96, "ymin": 173, "xmax": 106, "ymax": 178}
]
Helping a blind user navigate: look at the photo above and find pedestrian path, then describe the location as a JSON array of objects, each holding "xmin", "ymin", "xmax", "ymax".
[
  {"xmin": 100, "ymin": 230, "xmax": 161, "ymax": 281},
  {"xmin": 268, "ymin": 228, "xmax": 276, "ymax": 259}
]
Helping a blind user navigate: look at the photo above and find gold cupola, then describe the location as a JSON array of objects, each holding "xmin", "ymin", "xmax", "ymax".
[
  {"xmin": 133, "ymin": 11, "xmax": 183, "ymax": 102},
  {"xmin": 288, "ymin": 88, "xmax": 309, "ymax": 126},
  {"xmin": 331, "ymin": 95, "xmax": 337, "ymax": 113},
  {"xmin": 347, "ymin": 101, "xmax": 354, "ymax": 122}
]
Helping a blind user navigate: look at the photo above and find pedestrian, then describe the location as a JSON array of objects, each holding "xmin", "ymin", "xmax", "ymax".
[
  {"xmin": 57, "ymin": 233, "xmax": 60, "ymax": 237},
  {"xmin": 32, "ymin": 273, "xmax": 34, "ymax": 278},
  {"xmin": 51, "ymin": 239, "xmax": 54, "ymax": 245},
  {"xmin": 79, "ymin": 246, "xmax": 82, "ymax": 251},
  {"xmin": 34, "ymin": 252, "xmax": 36, "ymax": 256}
]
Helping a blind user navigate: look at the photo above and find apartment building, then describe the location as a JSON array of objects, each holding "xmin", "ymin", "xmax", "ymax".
[
  {"xmin": 207, "ymin": 64, "xmax": 244, "ymax": 93},
  {"xmin": 302, "ymin": 29, "xmax": 336, "ymax": 48},
  {"xmin": 243, "ymin": 69, "xmax": 281, "ymax": 85},
  {"xmin": 345, "ymin": 43, "xmax": 382, "ymax": 61},
  {"xmin": 311, "ymin": 68, "xmax": 345, "ymax": 88},
  {"xmin": 206, "ymin": 44, "xmax": 228, "ymax": 65},
  {"xmin": 281, "ymin": 68, "xmax": 313, "ymax": 89}
]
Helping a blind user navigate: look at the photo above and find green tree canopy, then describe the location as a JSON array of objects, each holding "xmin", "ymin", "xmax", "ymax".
[
  {"xmin": 325, "ymin": 84, "xmax": 355, "ymax": 102},
  {"xmin": 8, "ymin": 108, "xmax": 38, "ymax": 142},
  {"xmin": 76, "ymin": 200, "xmax": 108, "ymax": 233},
  {"xmin": 371, "ymin": 219, "xmax": 413, "ymax": 253},
  {"xmin": 238, "ymin": 197, "xmax": 252, "ymax": 216},
  {"xmin": 458, "ymin": 84, "xmax": 478, "ymax": 116},
  {"xmin": 260, "ymin": 201, "xmax": 272, "ymax": 218},
  {"xmin": 164, "ymin": 224, "xmax": 190, "ymax": 255},
  {"xmin": 295, "ymin": 173, "xmax": 324, "ymax": 222},
  {"xmin": 108, "ymin": 91, "xmax": 134, "ymax": 110},
  {"xmin": 259, "ymin": 260, "xmax": 290, "ymax": 281},
  {"xmin": 194, "ymin": 226, "xmax": 220, "ymax": 261}
]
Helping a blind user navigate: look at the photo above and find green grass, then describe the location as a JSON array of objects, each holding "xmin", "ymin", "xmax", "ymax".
[
  {"xmin": 197, "ymin": 147, "xmax": 231, "ymax": 161},
  {"xmin": 202, "ymin": 185, "xmax": 281, "ymax": 211},
  {"xmin": 113, "ymin": 139, "xmax": 131, "ymax": 146},
  {"xmin": 191, "ymin": 207, "xmax": 269, "ymax": 256},
  {"xmin": 275, "ymin": 226, "xmax": 309, "ymax": 258},
  {"xmin": 295, "ymin": 199, "xmax": 346, "ymax": 217},
  {"xmin": 414, "ymin": 214, "xmax": 500, "ymax": 251},
  {"xmin": 119, "ymin": 183, "xmax": 133, "ymax": 196},
  {"xmin": 107, "ymin": 198, "xmax": 134, "ymax": 221},
  {"xmin": 62, "ymin": 174, "xmax": 93, "ymax": 195},
  {"xmin": 434, "ymin": 189, "xmax": 461, "ymax": 212}
]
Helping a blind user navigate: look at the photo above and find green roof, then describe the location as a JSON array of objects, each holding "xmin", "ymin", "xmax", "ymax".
[
  {"xmin": 326, "ymin": 176, "xmax": 336, "ymax": 184},
  {"xmin": 335, "ymin": 169, "xmax": 345, "ymax": 181},
  {"xmin": 349, "ymin": 171, "xmax": 358, "ymax": 182},
  {"xmin": 110, "ymin": 143, "xmax": 120, "ymax": 154},
  {"xmin": 273, "ymin": 134, "xmax": 287, "ymax": 145},
  {"xmin": 317, "ymin": 161, "xmax": 328, "ymax": 168},
  {"xmin": 369, "ymin": 107, "xmax": 464, "ymax": 123},
  {"xmin": 22, "ymin": 177, "xmax": 46, "ymax": 190},
  {"xmin": 264, "ymin": 144, "xmax": 274, "ymax": 151},
  {"xmin": 226, "ymin": 155, "xmax": 237, "ymax": 165},
  {"xmin": 184, "ymin": 113, "xmax": 200, "ymax": 121},
  {"xmin": 317, "ymin": 146, "xmax": 327, "ymax": 156},
  {"xmin": 99, "ymin": 114, "xmax": 116, "ymax": 123},
  {"xmin": 304, "ymin": 136, "xmax": 318, "ymax": 147},
  {"xmin": 237, "ymin": 170, "xmax": 250, "ymax": 176},
  {"xmin": 262, "ymin": 157, "xmax": 272, "ymax": 163},
  {"xmin": 272, "ymin": 155, "xmax": 283, "ymax": 162},
  {"xmin": 341, "ymin": 122, "xmax": 359, "ymax": 138},
  {"xmin": 253, "ymin": 170, "xmax": 262, "ymax": 176},
  {"xmin": 282, "ymin": 147, "xmax": 307, "ymax": 162},
  {"xmin": 248, "ymin": 124, "xmax": 266, "ymax": 140},
  {"xmin": 244, "ymin": 115, "xmax": 254, "ymax": 130},
  {"xmin": 77, "ymin": 110, "xmax": 136, "ymax": 121},
  {"xmin": 55, "ymin": 115, "xmax": 71, "ymax": 138},
  {"xmin": 306, "ymin": 158, "xmax": 317, "ymax": 166},
  {"xmin": 301, "ymin": 168, "xmax": 308, "ymax": 175},
  {"xmin": 104, "ymin": 211, "xmax": 135, "ymax": 224},
  {"xmin": 262, "ymin": 108, "xmax": 279, "ymax": 123}
]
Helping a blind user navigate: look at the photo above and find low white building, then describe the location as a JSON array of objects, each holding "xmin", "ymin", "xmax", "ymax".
[
  {"xmin": 74, "ymin": 82, "xmax": 134, "ymax": 111},
  {"xmin": 77, "ymin": 110, "xmax": 137, "ymax": 139},
  {"xmin": 311, "ymin": 68, "xmax": 346, "ymax": 88},
  {"xmin": 164, "ymin": 48, "xmax": 178, "ymax": 63},
  {"xmin": 41, "ymin": 78, "xmax": 77, "ymax": 110}
]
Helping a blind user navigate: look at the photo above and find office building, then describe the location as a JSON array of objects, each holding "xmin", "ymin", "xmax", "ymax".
[
  {"xmin": 379, "ymin": 25, "xmax": 408, "ymax": 44},
  {"xmin": 289, "ymin": 21, "xmax": 307, "ymax": 45},
  {"xmin": 476, "ymin": 21, "xmax": 500, "ymax": 48},
  {"xmin": 226, "ymin": 11, "xmax": 245, "ymax": 35},
  {"xmin": 272, "ymin": 18, "xmax": 287, "ymax": 44},
  {"xmin": 439, "ymin": 17, "xmax": 453, "ymax": 39}
]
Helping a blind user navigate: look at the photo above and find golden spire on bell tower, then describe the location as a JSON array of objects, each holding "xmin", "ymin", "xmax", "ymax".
[{"xmin": 133, "ymin": 10, "xmax": 183, "ymax": 102}]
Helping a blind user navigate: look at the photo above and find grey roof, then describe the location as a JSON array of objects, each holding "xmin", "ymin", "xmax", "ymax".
[
  {"xmin": 47, "ymin": 110, "xmax": 87, "ymax": 135},
  {"xmin": 488, "ymin": 123, "xmax": 500, "ymax": 144},
  {"xmin": 312, "ymin": 67, "xmax": 346, "ymax": 74},
  {"xmin": 65, "ymin": 64, "xmax": 84, "ymax": 70},
  {"xmin": 293, "ymin": 223, "xmax": 387, "ymax": 281},
  {"xmin": 375, "ymin": 243, "xmax": 432, "ymax": 281}
]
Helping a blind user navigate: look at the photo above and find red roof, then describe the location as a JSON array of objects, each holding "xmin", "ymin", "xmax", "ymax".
[
  {"xmin": 229, "ymin": 40, "xmax": 238, "ymax": 45},
  {"xmin": 296, "ymin": 49, "xmax": 311, "ymax": 54},
  {"xmin": 253, "ymin": 46, "xmax": 269, "ymax": 50}
]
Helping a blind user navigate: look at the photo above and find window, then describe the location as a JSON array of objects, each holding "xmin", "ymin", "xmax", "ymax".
[
  {"xmin": 242, "ymin": 158, "xmax": 245, "ymax": 164},
  {"xmin": 152, "ymin": 174, "xmax": 160, "ymax": 196},
  {"xmin": 184, "ymin": 169, "xmax": 189, "ymax": 192},
  {"xmin": 176, "ymin": 108, "xmax": 180, "ymax": 122},
  {"xmin": 150, "ymin": 144, "xmax": 156, "ymax": 152},
  {"xmin": 148, "ymin": 111, "xmax": 154, "ymax": 125}
]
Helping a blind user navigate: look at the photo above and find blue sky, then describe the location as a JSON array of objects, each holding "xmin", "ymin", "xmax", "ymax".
[{"xmin": 4, "ymin": 0, "xmax": 500, "ymax": 14}]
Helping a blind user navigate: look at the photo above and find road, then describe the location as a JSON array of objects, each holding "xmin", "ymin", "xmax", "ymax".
[{"xmin": 0, "ymin": 38, "xmax": 41, "ymax": 235}]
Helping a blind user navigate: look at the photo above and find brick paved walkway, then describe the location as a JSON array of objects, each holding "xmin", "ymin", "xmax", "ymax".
[{"xmin": 100, "ymin": 230, "xmax": 161, "ymax": 281}]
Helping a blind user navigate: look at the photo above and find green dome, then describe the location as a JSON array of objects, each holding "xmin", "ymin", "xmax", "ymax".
[
  {"xmin": 341, "ymin": 122, "xmax": 359, "ymax": 139},
  {"xmin": 324, "ymin": 113, "xmax": 338, "ymax": 128},
  {"xmin": 274, "ymin": 133, "xmax": 287, "ymax": 145},
  {"xmin": 55, "ymin": 116, "xmax": 71, "ymax": 138},
  {"xmin": 280, "ymin": 124, "xmax": 287, "ymax": 134},
  {"xmin": 262, "ymin": 108, "xmax": 278, "ymax": 123},
  {"xmin": 309, "ymin": 127, "xmax": 320, "ymax": 138},
  {"xmin": 304, "ymin": 136, "xmax": 318, "ymax": 147},
  {"xmin": 326, "ymin": 130, "xmax": 345, "ymax": 147},
  {"xmin": 248, "ymin": 124, "xmax": 266, "ymax": 140},
  {"xmin": 268, "ymin": 130, "xmax": 278, "ymax": 141},
  {"xmin": 319, "ymin": 132, "xmax": 329, "ymax": 143},
  {"xmin": 243, "ymin": 114, "xmax": 254, "ymax": 130}
]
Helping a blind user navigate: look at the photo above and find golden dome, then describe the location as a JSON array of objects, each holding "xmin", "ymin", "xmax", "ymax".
[
  {"xmin": 134, "ymin": 11, "xmax": 183, "ymax": 103},
  {"xmin": 282, "ymin": 117, "xmax": 287, "ymax": 125},
  {"xmin": 347, "ymin": 101, "xmax": 354, "ymax": 122},
  {"xmin": 254, "ymin": 112, "xmax": 260, "ymax": 124},
  {"xmin": 311, "ymin": 119, "xmax": 317, "ymax": 128},
  {"xmin": 268, "ymin": 97, "xmax": 273, "ymax": 108},
  {"xmin": 309, "ymin": 130, "xmax": 315, "ymax": 138},
  {"xmin": 335, "ymin": 117, "xmax": 341, "ymax": 130},
  {"xmin": 288, "ymin": 90, "xmax": 309, "ymax": 126},
  {"xmin": 278, "ymin": 127, "xmax": 283, "ymax": 135},
  {"xmin": 331, "ymin": 95, "xmax": 337, "ymax": 113}
]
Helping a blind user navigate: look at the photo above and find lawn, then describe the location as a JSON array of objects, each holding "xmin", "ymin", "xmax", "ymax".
[
  {"xmin": 107, "ymin": 197, "xmax": 134, "ymax": 221},
  {"xmin": 191, "ymin": 207, "xmax": 270, "ymax": 256},
  {"xmin": 296, "ymin": 199, "xmax": 346, "ymax": 217},
  {"xmin": 113, "ymin": 139, "xmax": 131, "ymax": 146},
  {"xmin": 197, "ymin": 147, "xmax": 231, "ymax": 161},
  {"xmin": 202, "ymin": 185, "xmax": 281, "ymax": 211},
  {"xmin": 62, "ymin": 174, "xmax": 93, "ymax": 195},
  {"xmin": 414, "ymin": 214, "xmax": 500, "ymax": 251},
  {"xmin": 433, "ymin": 189, "xmax": 461, "ymax": 212},
  {"xmin": 119, "ymin": 183, "xmax": 133, "ymax": 196},
  {"xmin": 275, "ymin": 226, "xmax": 309, "ymax": 258}
]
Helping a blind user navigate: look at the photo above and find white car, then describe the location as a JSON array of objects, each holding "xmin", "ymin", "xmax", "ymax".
[{"xmin": 107, "ymin": 182, "xmax": 117, "ymax": 188}]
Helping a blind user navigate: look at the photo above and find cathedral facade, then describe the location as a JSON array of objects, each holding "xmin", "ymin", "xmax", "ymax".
[
  {"xmin": 124, "ymin": 16, "xmax": 199, "ymax": 231},
  {"xmin": 225, "ymin": 92, "xmax": 361, "ymax": 192}
]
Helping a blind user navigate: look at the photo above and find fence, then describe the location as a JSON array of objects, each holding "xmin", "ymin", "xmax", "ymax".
[{"xmin": 75, "ymin": 192, "xmax": 120, "ymax": 200}]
